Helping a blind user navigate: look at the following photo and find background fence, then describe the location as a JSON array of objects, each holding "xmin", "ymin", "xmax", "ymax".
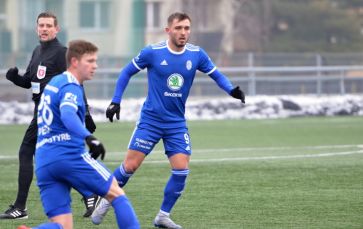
[{"xmin": 1, "ymin": 53, "xmax": 363, "ymax": 102}]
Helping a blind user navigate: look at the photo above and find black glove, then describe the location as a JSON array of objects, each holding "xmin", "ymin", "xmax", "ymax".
[
  {"xmin": 106, "ymin": 102, "xmax": 120, "ymax": 122},
  {"xmin": 85, "ymin": 109, "xmax": 96, "ymax": 133},
  {"xmin": 230, "ymin": 86, "xmax": 245, "ymax": 103},
  {"xmin": 86, "ymin": 135, "xmax": 105, "ymax": 160},
  {"xmin": 6, "ymin": 67, "xmax": 19, "ymax": 81}
]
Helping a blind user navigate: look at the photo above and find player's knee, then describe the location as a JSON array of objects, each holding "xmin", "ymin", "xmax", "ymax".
[
  {"xmin": 123, "ymin": 149, "xmax": 145, "ymax": 172},
  {"xmin": 123, "ymin": 160, "xmax": 140, "ymax": 173},
  {"xmin": 105, "ymin": 178, "xmax": 125, "ymax": 202},
  {"xmin": 169, "ymin": 155, "xmax": 189, "ymax": 170}
]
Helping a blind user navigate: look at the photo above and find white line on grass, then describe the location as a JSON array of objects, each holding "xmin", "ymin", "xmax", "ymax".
[
  {"xmin": 105, "ymin": 144, "xmax": 363, "ymax": 155},
  {"xmin": 106, "ymin": 149, "xmax": 363, "ymax": 165},
  {"xmin": 185, "ymin": 149, "xmax": 363, "ymax": 164},
  {"xmin": 1, "ymin": 145, "xmax": 362, "ymax": 162}
]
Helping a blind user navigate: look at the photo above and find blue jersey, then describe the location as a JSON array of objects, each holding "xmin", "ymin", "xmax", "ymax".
[
  {"xmin": 112, "ymin": 41, "xmax": 233, "ymax": 128},
  {"xmin": 135, "ymin": 41, "xmax": 216, "ymax": 127},
  {"xmin": 35, "ymin": 72, "xmax": 90, "ymax": 169}
]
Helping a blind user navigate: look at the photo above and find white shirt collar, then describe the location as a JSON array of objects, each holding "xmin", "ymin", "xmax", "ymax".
[{"xmin": 166, "ymin": 40, "xmax": 186, "ymax": 55}]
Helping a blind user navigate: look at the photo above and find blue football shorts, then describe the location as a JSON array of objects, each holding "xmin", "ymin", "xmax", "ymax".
[
  {"xmin": 35, "ymin": 153, "xmax": 113, "ymax": 218},
  {"xmin": 128, "ymin": 122, "xmax": 192, "ymax": 157}
]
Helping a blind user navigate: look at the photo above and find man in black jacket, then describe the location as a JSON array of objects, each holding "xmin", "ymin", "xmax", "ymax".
[{"xmin": 0, "ymin": 12, "xmax": 99, "ymax": 220}]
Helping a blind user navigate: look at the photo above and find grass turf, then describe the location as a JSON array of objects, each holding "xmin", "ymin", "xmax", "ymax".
[{"xmin": 0, "ymin": 116, "xmax": 362, "ymax": 228}]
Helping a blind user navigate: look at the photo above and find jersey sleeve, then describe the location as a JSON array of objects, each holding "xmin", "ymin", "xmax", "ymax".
[
  {"xmin": 131, "ymin": 46, "xmax": 152, "ymax": 70},
  {"xmin": 59, "ymin": 84, "xmax": 83, "ymax": 111},
  {"xmin": 197, "ymin": 48, "xmax": 217, "ymax": 75},
  {"xmin": 208, "ymin": 69, "xmax": 234, "ymax": 94},
  {"xmin": 112, "ymin": 62, "xmax": 140, "ymax": 104},
  {"xmin": 59, "ymin": 84, "xmax": 90, "ymax": 138}
]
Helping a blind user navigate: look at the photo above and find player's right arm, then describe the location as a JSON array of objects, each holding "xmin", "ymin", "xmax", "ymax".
[
  {"xmin": 105, "ymin": 62, "xmax": 140, "ymax": 122},
  {"xmin": 106, "ymin": 47, "xmax": 152, "ymax": 122},
  {"xmin": 106, "ymin": 46, "xmax": 152, "ymax": 122}
]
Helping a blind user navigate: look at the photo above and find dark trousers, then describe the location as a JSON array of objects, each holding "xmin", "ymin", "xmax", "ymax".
[{"xmin": 13, "ymin": 103, "xmax": 38, "ymax": 210}]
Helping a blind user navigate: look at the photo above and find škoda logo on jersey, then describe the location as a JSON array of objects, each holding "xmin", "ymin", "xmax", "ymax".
[{"xmin": 167, "ymin": 73, "xmax": 184, "ymax": 91}]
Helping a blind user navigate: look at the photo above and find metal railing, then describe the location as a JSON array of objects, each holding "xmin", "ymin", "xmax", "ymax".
[{"xmin": 1, "ymin": 65, "xmax": 363, "ymax": 102}]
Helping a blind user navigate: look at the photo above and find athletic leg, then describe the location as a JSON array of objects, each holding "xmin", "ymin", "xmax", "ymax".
[
  {"xmin": 92, "ymin": 122, "xmax": 159, "ymax": 225},
  {"xmin": 36, "ymin": 163, "xmax": 73, "ymax": 229},
  {"xmin": 92, "ymin": 149, "xmax": 145, "ymax": 225},
  {"xmin": 15, "ymin": 116, "xmax": 37, "ymax": 210},
  {"xmin": 105, "ymin": 178, "xmax": 139, "ymax": 229},
  {"xmin": 154, "ymin": 154, "xmax": 189, "ymax": 229},
  {"xmin": 154, "ymin": 127, "xmax": 191, "ymax": 229},
  {"xmin": 113, "ymin": 149, "xmax": 146, "ymax": 187}
]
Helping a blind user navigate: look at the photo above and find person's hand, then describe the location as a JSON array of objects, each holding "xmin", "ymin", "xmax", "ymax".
[
  {"xmin": 106, "ymin": 102, "xmax": 120, "ymax": 122},
  {"xmin": 86, "ymin": 135, "xmax": 105, "ymax": 160},
  {"xmin": 85, "ymin": 113, "xmax": 96, "ymax": 133},
  {"xmin": 230, "ymin": 86, "xmax": 245, "ymax": 103},
  {"xmin": 6, "ymin": 67, "xmax": 19, "ymax": 81}
]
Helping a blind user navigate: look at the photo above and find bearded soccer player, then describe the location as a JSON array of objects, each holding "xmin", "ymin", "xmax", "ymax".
[{"xmin": 92, "ymin": 12, "xmax": 245, "ymax": 229}]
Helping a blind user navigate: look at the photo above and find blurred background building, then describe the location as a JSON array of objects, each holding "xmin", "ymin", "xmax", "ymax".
[{"xmin": 1, "ymin": 0, "xmax": 363, "ymax": 101}]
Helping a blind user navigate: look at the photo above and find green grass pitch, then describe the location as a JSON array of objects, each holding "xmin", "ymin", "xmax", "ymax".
[{"xmin": 0, "ymin": 117, "xmax": 362, "ymax": 229}]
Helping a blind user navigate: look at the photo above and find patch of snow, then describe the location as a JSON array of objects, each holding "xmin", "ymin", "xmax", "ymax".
[{"xmin": 1, "ymin": 95, "xmax": 362, "ymax": 124}]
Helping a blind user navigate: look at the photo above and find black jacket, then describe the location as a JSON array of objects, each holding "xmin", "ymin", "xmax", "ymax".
[{"xmin": 10, "ymin": 37, "xmax": 67, "ymax": 102}]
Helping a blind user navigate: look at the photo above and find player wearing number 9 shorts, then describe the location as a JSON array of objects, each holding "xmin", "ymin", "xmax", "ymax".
[{"xmin": 92, "ymin": 12, "xmax": 245, "ymax": 229}]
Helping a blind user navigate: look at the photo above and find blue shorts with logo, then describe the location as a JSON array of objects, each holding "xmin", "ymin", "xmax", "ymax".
[
  {"xmin": 128, "ymin": 122, "xmax": 192, "ymax": 157},
  {"xmin": 35, "ymin": 153, "xmax": 113, "ymax": 218}
]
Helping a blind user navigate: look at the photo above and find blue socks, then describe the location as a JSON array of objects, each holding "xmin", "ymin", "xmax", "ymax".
[
  {"xmin": 113, "ymin": 163, "xmax": 134, "ymax": 187},
  {"xmin": 112, "ymin": 195, "xmax": 140, "ymax": 229},
  {"xmin": 114, "ymin": 165, "xmax": 189, "ymax": 217},
  {"xmin": 160, "ymin": 169, "xmax": 189, "ymax": 213},
  {"xmin": 32, "ymin": 222, "xmax": 63, "ymax": 229}
]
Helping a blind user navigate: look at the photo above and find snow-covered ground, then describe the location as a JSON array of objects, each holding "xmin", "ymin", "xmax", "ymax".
[{"xmin": 1, "ymin": 95, "xmax": 363, "ymax": 124}]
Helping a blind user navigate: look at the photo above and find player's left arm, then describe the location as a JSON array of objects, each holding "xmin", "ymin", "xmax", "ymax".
[
  {"xmin": 59, "ymin": 85, "xmax": 105, "ymax": 159},
  {"xmin": 198, "ymin": 48, "xmax": 245, "ymax": 103},
  {"xmin": 59, "ymin": 85, "xmax": 91, "ymax": 139},
  {"xmin": 209, "ymin": 70, "xmax": 245, "ymax": 103},
  {"xmin": 61, "ymin": 103, "xmax": 91, "ymax": 138},
  {"xmin": 61, "ymin": 105, "xmax": 105, "ymax": 160}
]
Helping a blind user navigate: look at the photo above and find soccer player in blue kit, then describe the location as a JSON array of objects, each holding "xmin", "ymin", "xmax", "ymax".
[
  {"xmin": 92, "ymin": 12, "xmax": 245, "ymax": 229},
  {"xmin": 18, "ymin": 40, "xmax": 139, "ymax": 229}
]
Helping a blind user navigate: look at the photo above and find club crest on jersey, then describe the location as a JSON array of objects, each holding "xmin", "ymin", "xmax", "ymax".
[
  {"xmin": 37, "ymin": 65, "xmax": 47, "ymax": 79},
  {"xmin": 167, "ymin": 73, "xmax": 184, "ymax": 91},
  {"xmin": 186, "ymin": 60, "xmax": 192, "ymax": 70}
]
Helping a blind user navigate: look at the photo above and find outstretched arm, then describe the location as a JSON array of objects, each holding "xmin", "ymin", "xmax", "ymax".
[
  {"xmin": 111, "ymin": 62, "xmax": 140, "ymax": 103},
  {"xmin": 209, "ymin": 69, "xmax": 245, "ymax": 103},
  {"xmin": 106, "ymin": 62, "xmax": 140, "ymax": 122}
]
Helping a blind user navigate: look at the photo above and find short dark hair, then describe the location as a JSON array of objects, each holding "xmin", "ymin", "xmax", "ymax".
[
  {"xmin": 66, "ymin": 40, "xmax": 98, "ymax": 66},
  {"xmin": 167, "ymin": 12, "xmax": 191, "ymax": 26},
  {"xmin": 37, "ymin": 11, "xmax": 58, "ymax": 26}
]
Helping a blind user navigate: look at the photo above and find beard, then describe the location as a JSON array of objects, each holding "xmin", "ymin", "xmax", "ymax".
[{"xmin": 171, "ymin": 37, "xmax": 188, "ymax": 48}]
